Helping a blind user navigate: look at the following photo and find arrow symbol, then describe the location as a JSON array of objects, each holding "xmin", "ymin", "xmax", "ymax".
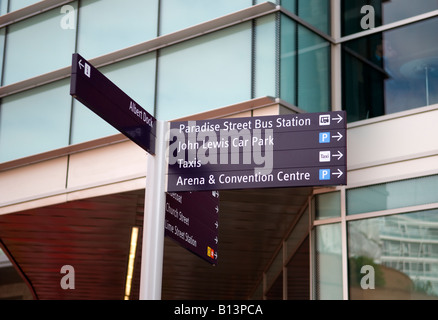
[
  {"xmin": 212, "ymin": 190, "xmax": 219, "ymax": 198},
  {"xmin": 332, "ymin": 132, "xmax": 343, "ymax": 142},
  {"xmin": 214, "ymin": 252, "xmax": 218, "ymax": 259},
  {"xmin": 332, "ymin": 169, "xmax": 343, "ymax": 178},
  {"xmin": 215, "ymin": 221, "xmax": 219, "ymax": 229},
  {"xmin": 78, "ymin": 59, "xmax": 84, "ymax": 70},
  {"xmin": 215, "ymin": 206, "xmax": 219, "ymax": 214},
  {"xmin": 333, "ymin": 151, "xmax": 343, "ymax": 160},
  {"xmin": 214, "ymin": 236, "xmax": 218, "ymax": 244},
  {"xmin": 332, "ymin": 114, "xmax": 343, "ymax": 124}
]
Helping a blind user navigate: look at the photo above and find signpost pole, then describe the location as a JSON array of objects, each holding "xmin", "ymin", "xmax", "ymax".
[{"xmin": 139, "ymin": 120, "xmax": 167, "ymax": 300}]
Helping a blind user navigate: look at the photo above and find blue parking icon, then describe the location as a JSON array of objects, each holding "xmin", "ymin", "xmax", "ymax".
[
  {"xmin": 319, "ymin": 169, "xmax": 331, "ymax": 180},
  {"xmin": 319, "ymin": 132, "xmax": 330, "ymax": 143}
]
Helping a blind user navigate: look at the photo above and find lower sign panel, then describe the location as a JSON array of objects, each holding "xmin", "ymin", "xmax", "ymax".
[
  {"xmin": 167, "ymin": 166, "xmax": 346, "ymax": 192},
  {"xmin": 164, "ymin": 191, "xmax": 219, "ymax": 265}
]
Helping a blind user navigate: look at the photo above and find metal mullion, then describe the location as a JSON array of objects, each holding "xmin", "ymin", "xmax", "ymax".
[
  {"xmin": 308, "ymin": 195, "xmax": 315, "ymax": 299},
  {"xmin": 340, "ymin": 186, "xmax": 349, "ymax": 300},
  {"xmin": 251, "ymin": 19, "xmax": 256, "ymax": 100},
  {"xmin": 331, "ymin": 0, "xmax": 342, "ymax": 111}
]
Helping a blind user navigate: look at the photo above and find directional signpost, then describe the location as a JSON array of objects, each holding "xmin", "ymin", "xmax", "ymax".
[
  {"xmin": 70, "ymin": 53, "xmax": 165, "ymax": 300},
  {"xmin": 69, "ymin": 52, "xmax": 348, "ymax": 298},
  {"xmin": 167, "ymin": 111, "xmax": 347, "ymax": 192}
]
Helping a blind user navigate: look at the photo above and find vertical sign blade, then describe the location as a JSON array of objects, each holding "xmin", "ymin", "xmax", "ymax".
[
  {"xmin": 70, "ymin": 53, "xmax": 157, "ymax": 155},
  {"xmin": 164, "ymin": 191, "xmax": 220, "ymax": 265}
]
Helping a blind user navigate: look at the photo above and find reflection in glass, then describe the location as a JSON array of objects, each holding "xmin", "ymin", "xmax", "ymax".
[
  {"xmin": 297, "ymin": 26, "xmax": 330, "ymax": 112},
  {"xmin": 348, "ymin": 209, "xmax": 438, "ymax": 299},
  {"xmin": 281, "ymin": 16, "xmax": 330, "ymax": 112},
  {"xmin": 342, "ymin": 0, "xmax": 438, "ymax": 36},
  {"xmin": 314, "ymin": 223, "xmax": 343, "ymax": 299},
  {"xmin": 315, "ymin": 192, "xmax": 341, "ymax": 219},
  {"xmin": 343, "ymin": 17, "xmax": 438, "ymax": 122},
  {"xmin": 347, "ymin": 174, "xmax": 438, "ymax": 215}
]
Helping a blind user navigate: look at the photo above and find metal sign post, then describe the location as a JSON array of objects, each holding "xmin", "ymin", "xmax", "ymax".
[
  {"xmin": 139, "ymin": 120, "xmax": 167, "ymax": 300},
  {"xmin": 70, "ymin": 53, "xmax": 165, "ymax": 300}
]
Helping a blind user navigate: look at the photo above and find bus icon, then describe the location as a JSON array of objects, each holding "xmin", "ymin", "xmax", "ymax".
[{"xmin": 319, "ymin": 115, "xmax": 330, "ymax": 126}]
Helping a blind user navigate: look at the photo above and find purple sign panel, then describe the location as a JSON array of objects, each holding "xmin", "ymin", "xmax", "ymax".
[
  {"xmin": 70, "ymin": 53, "xmax": 156, "ymax": 155},
  {"xmin": 167, "ymin": 111, "xmax": 347, "ymax": 192},
  {"xmin": 165, "ymin": 191, "xmax": 220, "ymax": 265}
]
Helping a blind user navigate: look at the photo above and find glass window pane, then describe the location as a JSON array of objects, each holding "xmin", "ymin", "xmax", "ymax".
[
  {"xmin": 3, "ymin": 5, "xmax": 77, "ymax": 85},
  {"xmin": 347, "ymin": 175, "xmax": 438, "ymax": 215},
  {"xmin": 159, "ymin": 0, "xmax": 252, "ymax": 35},
  {"xmin": 8, "ymin": 0, "xmax": 40, "ymax": 12},
  {"xmin": 282, "ymin": 0, "xmax": 330, "ymax": 34},
  {"xmin": 0, "ymin": 80, "xmax": 71, "ymax": 163},
  {"xmin": 298, "ymin": 0, "xmax": 330, "ymax": 34},
  {"xmin": 255, "ymin": 14, "xmax": 276, "ymax": 98},
  {"xmin": 281, "ymin": 0, "xmax": 296, "ymax": 13},
  {"xmin": 1, "ymin": 1, "xmax": 8, "ymax": 15},
  {"xmin": 314, "ymin": 223, "xmax": 343, "ymax": 299},
  {"xmin": 297, "ymin": 26, "xmax": 330, "ymax": 112},
  {"xmin": 315, "ymin": 192, "xmax": 341, "ymax": 219},
  {"xmin": 70, "ymin": 53, "xmax": 156, "ymax": 144},
  {"xmin": 348, "ymin": 209, "xmax": 438, "ymax": 299},
  {"xmin": 70, "ymin": 101, "xmax": 119, "ymax": 145},
  {"xmin": 343, "ymin": 17, "xmax": 438, "ymax": 122},
  {"xmin": 280, "ymin": 15, "xmax": 297, "ymax": 105},
  {"xmin": 99, "ymin": 54, "xmax": 156, "ymax": 116},
  {"xmin": 156, "ymin": 22, "xmax": 251, "ymax": 120},
  {"xmin": 77, "ymin": 0, "xmax": 158, "ymax": 59},
  {"xmin": 280, "ymin": 16, "xmax": 330, "ymax": 112},
  {"xmin": 342, "ymin": 0, "xmax": 438, "ymax": 36}
]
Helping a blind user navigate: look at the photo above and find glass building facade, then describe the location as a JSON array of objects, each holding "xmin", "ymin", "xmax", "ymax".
[
  {"xmin": 0, "ymin": 0, "xmax": 438, "ymax": 300},
  {"xmin": 0, "ymin": 0, "xmax": 334, "ymax": 163}
]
